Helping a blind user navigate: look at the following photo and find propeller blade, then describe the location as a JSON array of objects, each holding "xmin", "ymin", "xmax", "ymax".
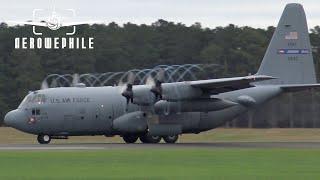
[
  {"xmin": 50, "ymin": 79, "xmax": 58, "ymax": 88},
  {"xmin": 146, "ymin": 75, "xmax": 155, "ymax": 86},
  {"xmin": 150, "ymin": 69, "xmax": 164, "ymax": 101},
  {"xmin": 72, "ymin": 73, "xmax": 80, "ymax": 86},
  {"xmin": 41, "ymin": 80, "xmax": 49, "ymax": 89},
  {"xmin": 155, "ymin": 68, "xmax": 165, "ymax": 83},
  {"xmin": 127, "ymin": 72, "xmax": 135, "ymax": 85},
  {"xmin": 120, "ymin": 72, "xmax": 136, "ymax": 106}
]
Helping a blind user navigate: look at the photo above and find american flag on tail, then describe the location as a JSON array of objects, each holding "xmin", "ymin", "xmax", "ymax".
[{"xmin": 285, "ymin": 32, "xmax": 298, "ymax": 40}]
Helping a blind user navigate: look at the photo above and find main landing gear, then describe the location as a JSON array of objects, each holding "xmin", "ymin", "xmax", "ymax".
[
  {"xmin": 163, "ymin": 135, "xmax": 179, "ymax": 143},
  {"xmin": 139, "ymin": 134, "xmax": 161, "ymax": 144},
  {"xmin": 122, "ymin": 134, "xmax": 179, "ymax": 144},
  {"xmin": 122, "ymin": 134, "xmax": 139, "ymax": 143}
]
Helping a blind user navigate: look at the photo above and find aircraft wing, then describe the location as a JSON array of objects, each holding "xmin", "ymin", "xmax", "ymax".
[
  {"xmin": 8, "ymin": 21, "xmax": 47, "ymax": 27},
  {"xmin": 190, "ymin": 75, "xmax": 276, "ymax": 93}
]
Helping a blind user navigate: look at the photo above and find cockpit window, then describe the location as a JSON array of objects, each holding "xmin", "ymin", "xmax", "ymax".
[
  {"xmin": 18, "ymin": 93, "xmax": 47, "ymax": 108},
  {"xmin": 27, "ymin": 94, "xmax": 46, "ymax": 104}
]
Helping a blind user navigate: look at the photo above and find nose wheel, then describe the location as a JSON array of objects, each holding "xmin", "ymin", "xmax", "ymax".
[{"xmin": 37, "ymin": 134, "xmax": 51, "ymax": 144}]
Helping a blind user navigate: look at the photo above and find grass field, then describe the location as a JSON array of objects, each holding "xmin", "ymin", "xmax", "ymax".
[
  {"xmin": 1, "ymin": 128, "xmax": 320, "ymax": 179},
  {"xmin": 0, "ymin": 149, "xmax": 319, "ymax": 179}
]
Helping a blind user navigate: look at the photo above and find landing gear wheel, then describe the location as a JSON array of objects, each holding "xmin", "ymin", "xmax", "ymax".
[
  {"xmin": 139, "ymin": 134, "xmax": 161, "ymax": 143},
  {"xmin": 37, "ymin": 134, "xmax": 51, "ymax": 144},
  {"xmin": 163, "ymin": 135, "xmax": 179, "ymax": 144},
  {"xmin": 122, "ymin": 134, "xmax": 138, "ymax": 143}
]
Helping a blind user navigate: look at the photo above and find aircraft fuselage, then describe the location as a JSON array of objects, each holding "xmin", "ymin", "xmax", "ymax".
[{"xmin": 5, "ymin": 85, "xmax": 282, "ymax": 136}]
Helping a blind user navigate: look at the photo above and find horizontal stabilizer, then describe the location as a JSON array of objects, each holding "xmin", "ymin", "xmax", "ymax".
[{"xmin": 280, "ymin": 84, "xmax": 320, "ymax": 92}]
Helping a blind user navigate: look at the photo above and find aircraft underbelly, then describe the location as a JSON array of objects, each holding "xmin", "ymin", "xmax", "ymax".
[
  {"xmin": 155, "ymin": 112, "xmax": 199, "ymax": 133},
  {"xmin": 198, "ymin": 105, "xmax": 247, "ymax": 131}
]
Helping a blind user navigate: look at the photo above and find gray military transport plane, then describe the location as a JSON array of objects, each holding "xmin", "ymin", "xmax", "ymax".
[{"xmin": 4, "ymin": 3, "xmax": 320, "ymax": 144}]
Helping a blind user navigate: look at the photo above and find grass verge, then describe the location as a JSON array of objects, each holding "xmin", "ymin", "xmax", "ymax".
[{"xmin": 0, "ymin": 148, "xmax": 319, "ymax": 179}]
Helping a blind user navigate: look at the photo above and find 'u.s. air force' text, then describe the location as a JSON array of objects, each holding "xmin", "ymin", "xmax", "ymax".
[{"xmin": 50, "ymin": 97, "xmax": 90, "ymax": 104}]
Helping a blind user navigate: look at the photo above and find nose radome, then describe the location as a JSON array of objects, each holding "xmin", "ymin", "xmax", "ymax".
[
  {"xmin": 4, "ymin": 110, "xmax": 13, "ymax": 126},
  {"xmin": 4, "ymin": 110, "xmax": 22, "ymax": 127}
]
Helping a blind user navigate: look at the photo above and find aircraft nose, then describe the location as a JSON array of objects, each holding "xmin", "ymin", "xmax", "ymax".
[{"xmin": 4, "ymin": 110, "xmax": 23, "ymax": 127}]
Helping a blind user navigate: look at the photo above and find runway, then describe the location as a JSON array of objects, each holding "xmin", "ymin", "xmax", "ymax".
[{"xmin": 0, "ymin": 142, "xmax": 320, "ymax": 150}]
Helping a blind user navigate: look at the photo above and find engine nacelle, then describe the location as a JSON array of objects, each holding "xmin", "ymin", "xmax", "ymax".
[
  {"xmin": 132, "ymin": 85, "xmax": 155, "ymax": 106},
  {"xmin": 130, "ymin": 82, "xmax": 204, "ymax": 105},
  {"xmin": 113, "ymin": 111, "xmax": 148, "ymax": 133},
  {"xmin": 154, "ymin": 98, "xmax": 238, "ymax": 114},
  {"xmin": 162, "ymin": 82, "xmax": 203, "ymax": 101}
]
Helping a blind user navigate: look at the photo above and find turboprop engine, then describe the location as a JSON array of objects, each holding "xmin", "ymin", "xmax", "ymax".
[
  {"xmin": 154, "ymin": 98, "xmax": 238, "ymax": 114},
  {"xmin": 121, "ymin": 69, "xmax": 204, "ymax": 106}
]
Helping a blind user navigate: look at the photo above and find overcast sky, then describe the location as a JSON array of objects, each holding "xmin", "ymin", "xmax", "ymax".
[{"xmin": 0, "ymin": 0, "xmax": 319, "ymax": 28}]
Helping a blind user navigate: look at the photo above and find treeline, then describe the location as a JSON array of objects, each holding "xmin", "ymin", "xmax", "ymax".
[{"xmin": 0, "ymin": 20, "xmax": 320, "ymax": 127}]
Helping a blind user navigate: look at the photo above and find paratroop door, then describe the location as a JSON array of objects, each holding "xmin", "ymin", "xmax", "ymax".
[{"xmin": 95, "ymin": 104, "xmax": 114, "ymax": 131}]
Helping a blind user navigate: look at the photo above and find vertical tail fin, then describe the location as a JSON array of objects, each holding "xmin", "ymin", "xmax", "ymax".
[{"xmin": 257, "ymin": 3, "xmax": 316, "ymax": 84}]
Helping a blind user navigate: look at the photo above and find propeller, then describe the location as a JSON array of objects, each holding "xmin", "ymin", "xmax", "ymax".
[
  {"xmin": 148, "ymin": 69, "xmax": 165, "ymax": 102},
  {"xmin": 72, "ymin": 73, "xmax": 80, "ymax": 86},
  {"xmin": 150, "ymin": 79, "xmax": 162, "ymax": 101},
  {"xmin": 120, "ymin": 72, "xmax": 136, "ymax": 105},
  {"xmin": 50, "ymin": 79, "xmax": 58, "ymax": 88},
  {"xmin": 41, "ymin": 80, "xmax": 49, "ymax": 89}
]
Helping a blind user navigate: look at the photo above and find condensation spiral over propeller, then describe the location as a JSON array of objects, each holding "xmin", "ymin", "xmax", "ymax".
[{"xmin": 42, "ymin": 64, "xmax": 206, "ymax": 88}]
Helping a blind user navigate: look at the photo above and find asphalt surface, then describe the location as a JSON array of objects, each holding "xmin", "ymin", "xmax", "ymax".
[{"xmin": 0, "ymin": 142, "xmax": 320, "ymax": 150}]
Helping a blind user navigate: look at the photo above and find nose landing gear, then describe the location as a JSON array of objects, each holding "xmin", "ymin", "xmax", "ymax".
[{"xmin": 37, "ymin": 134, "xmax": 51, "ymax": 144}]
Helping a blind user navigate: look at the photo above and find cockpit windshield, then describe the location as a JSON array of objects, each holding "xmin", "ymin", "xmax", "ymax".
[{"xmin": 18, "ymin": 92, "xmax": 47, "ymax": 108}]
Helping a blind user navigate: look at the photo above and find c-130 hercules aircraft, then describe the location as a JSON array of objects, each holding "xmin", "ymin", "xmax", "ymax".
[{"xmin": 4, "ymin": 3, "xmax": 320, "ymax": 144}]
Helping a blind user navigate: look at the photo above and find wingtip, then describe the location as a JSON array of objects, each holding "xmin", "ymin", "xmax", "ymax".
[{"xmin": 261, "ymin": 75, "xmax": 278, "ymax": 80}]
